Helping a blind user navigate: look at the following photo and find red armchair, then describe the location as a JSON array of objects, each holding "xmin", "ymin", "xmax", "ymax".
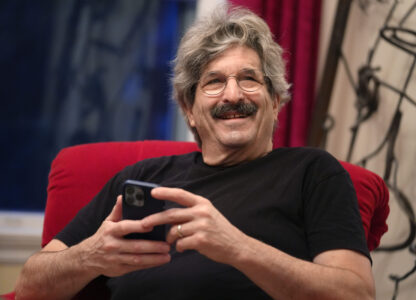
[{"xmin": 3, "ymin": 140, "xmax": 389, "ymax": 299}]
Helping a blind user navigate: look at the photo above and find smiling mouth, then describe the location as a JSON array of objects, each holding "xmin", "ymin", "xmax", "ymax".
[
  {"xmin": 217, "ymin": 112, "xmax": 253, "ymax": 119},
  {"xmin": 211, "ymin": 102, "xmax": 258, "ymax": 120}
]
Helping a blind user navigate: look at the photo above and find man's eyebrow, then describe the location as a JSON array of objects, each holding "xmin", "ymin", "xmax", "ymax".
[
  {"xmin": 202, "ymin": 71, "xmax": 222, "ymax": 77},
  {"xmin": 202, "ymin": 67, "xmax": 258, "ymax": 77},
  {"xmin": 240, "ymin": 68, "xmax": 257, "ymax": 74}
]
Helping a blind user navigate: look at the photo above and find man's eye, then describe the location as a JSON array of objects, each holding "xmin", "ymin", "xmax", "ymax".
[
  {"xmin": 205, "ymin": 78, "xmax": 223, "ymax": 85},
  {"xmin": 240, "ymin": 76, "xmax": 258, "ymax": 82}
]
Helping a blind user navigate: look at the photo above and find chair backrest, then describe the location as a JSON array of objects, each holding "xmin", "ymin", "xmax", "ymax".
[
  {"xmin": 339, "ymin": 161, "xmax": 389, "ymax": 251},
  {"xmin": 43, "ymin": 140, "xmax": 199, "ymax": 247},
  {"xmin": 44, "ymin": 140, "xmax": 389, "ymax": 251}
]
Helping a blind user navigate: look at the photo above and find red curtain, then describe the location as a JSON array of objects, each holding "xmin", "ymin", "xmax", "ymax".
[{"xmin": 230, "ymin": 0, "xmax": 322, "ymax": 147}]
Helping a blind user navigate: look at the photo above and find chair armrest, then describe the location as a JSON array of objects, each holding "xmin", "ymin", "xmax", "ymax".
[{"xmin": 1, "ymin": 291, "xmax": 15, "ymax": 299}]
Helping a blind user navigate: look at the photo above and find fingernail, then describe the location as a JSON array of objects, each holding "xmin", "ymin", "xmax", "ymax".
[
  {"xmin": 142, "ymin": 224, "xmax": 153, "ymax": 232},
  {"xmin": 164, "ymin": 254, "xmax": 171, "ymax": 262}
]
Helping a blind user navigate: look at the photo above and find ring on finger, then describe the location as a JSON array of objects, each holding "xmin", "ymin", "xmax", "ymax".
[{"xmin": 177, "ymin": 224, "xmax": 184, "ymax": 238}]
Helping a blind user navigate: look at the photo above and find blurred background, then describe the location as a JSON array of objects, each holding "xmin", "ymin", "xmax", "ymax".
[
  {"xmin": 0, "ymin": 0, "xmax": 196, "ymax": 212},
  {"xmin": 0, "ymin": 0, "xmax": 415, "ymax": 299}
]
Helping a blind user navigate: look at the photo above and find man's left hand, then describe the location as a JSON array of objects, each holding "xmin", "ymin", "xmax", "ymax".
[{"xmin": 141, "ymin": 187, "xmax": 248, "ymax": 265}]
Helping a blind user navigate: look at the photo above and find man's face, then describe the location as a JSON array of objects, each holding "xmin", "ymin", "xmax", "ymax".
[{"xmin": 186, "ymin": 45, "xmax": 279, "ymax": 153}]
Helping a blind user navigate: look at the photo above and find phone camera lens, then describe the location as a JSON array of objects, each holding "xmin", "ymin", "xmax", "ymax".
[
  {"xmin": 126, "ymin": 186, "xmax": 135, "ymax": 195},
  {"xmin": 125, "ymin": 195, "xmax": 135, "ymax": 205},
  {"xmin": 124, "ymin": 185, "xmax": 145, "ymax": 207},
  {"xmin": 135, "ymin": 190, "xmax": 144, "ymax": 201}
]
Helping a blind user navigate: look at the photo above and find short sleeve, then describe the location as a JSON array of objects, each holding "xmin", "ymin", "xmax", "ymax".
[{"xmin": 303, "ymin": 154, "xmax": 371, "ymax": 261}]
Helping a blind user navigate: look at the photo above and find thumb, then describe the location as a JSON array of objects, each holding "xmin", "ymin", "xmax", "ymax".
[{"xmin": 106, "ymin": 195, "xmax": 123, "ymax": 222}]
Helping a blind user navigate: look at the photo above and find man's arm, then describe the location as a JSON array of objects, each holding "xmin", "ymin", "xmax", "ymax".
[
  {"xmin": 15, "ymin": 239, "xmax": 95, "ymax": 300},
  {"xmin": 232, "ymin": 236, "xmax": 375, "ymax": 300},
  {"xmin": 14, "ymin": 196, "xmax": 171, "ymax": 300},
  {"xmin": 143, "ymin": 187, "xmax": 375, "ymax": 300}
]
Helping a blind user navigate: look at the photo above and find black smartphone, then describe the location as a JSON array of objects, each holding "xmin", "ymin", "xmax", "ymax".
[{"xmin": 122, "ymin": 180, "xmax": 165, "ymax": 240}]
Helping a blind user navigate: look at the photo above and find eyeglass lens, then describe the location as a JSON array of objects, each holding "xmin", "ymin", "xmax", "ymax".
[{"xmin": 200, "ymin": 69, "xmax": 264, "ymax": 95}]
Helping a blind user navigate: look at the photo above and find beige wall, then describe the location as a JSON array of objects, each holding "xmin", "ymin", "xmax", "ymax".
[
  {"xmin": 0, "ymin": 212, "xmax": 43, "ymax": 294},
  {"xmin": 322, "ymin": 1, "xmax": 416, "ymax": 299},
  {"xmin": 0, "ymin": 264, "xmax": 22, "ymax": 294}
]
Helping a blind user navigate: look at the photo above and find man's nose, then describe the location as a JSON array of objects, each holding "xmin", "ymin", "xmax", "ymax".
[{"xmin": 222, "ymin": 77, "xmax": 243, "ymax": 102}]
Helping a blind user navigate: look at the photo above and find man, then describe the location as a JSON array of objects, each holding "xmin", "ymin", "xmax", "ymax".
[{"xmin": 15, "ymin": 5, "xmax": 375, "ymax": 300}]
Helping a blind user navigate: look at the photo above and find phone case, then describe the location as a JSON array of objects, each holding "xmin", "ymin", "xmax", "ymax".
[{"xmin": 122, "ymin": 180, "xmax": 166, "ymax": 240}]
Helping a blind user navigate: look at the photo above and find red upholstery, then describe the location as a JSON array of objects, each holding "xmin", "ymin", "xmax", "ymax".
[
  {"xmin": 2, "ymin": 140, "xmax": 389, "ymax": 299},
  {"xmin": 1, "ymin": 292, "xmax": 15, "ymax": 300},
  {"xmin": 43, "ymin": 140, "xmax": 389, "ymax": 250},
  {"xmin": 339, "ymin": 161, "xmax": 389, "ymax": 251},
  {"xmin": 43, "ymin": 140, "xmax": 199, "ymax": 247},
  {"xmin": 42, "ymin": 141, "xmax": 389, "ymax": 250}
]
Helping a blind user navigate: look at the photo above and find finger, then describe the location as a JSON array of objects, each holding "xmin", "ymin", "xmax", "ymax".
[
  {"xmin": 151, "ymin": 187, "xmax": 205, "ymax": 207},
  {"xmin": 113, "ymin": 219, "xmax": 154, "ymax": 237},
  {"xmin": 106, "ymin": 195, "xmax": 123, "ymax": 222},
  {"xmin": 166, "ymin": 223, "xmax": 190, "ymax": 244},
  {"xmin": 140, "ymin": 207, "xmax": 193, "ymax": 229},
  {"xmin": 100, "ymin": 253, "xmax": 171, "ymax": 277},
  {"xmin": 174, "ymin": 235, "xmax": 197, "ymax": 253},
  {"xmin": 119, "ymin": 253, "xmax": 171, "ymax": 268},
  {"xmin": 119, "ymin": 239, "xmax": 171, "ymax": 254}
]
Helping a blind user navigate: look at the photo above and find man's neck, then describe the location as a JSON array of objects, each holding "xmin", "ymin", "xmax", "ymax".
[{"xmin": 200, "ymin": 141, "xmax": 273, "ymax": 167}]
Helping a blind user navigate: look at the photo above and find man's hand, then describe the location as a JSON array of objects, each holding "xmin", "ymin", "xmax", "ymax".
[
  {"xmin": 78, "ymin": 195, "xmax": 172, "ymax": 277},
  {"xmin": 141, "ymin": 187, "xmax": 248, "ymax": 265},
  {"xmin": 141, "ymin": 187, "xmax": 375, "ymax": 300},
  {"xmin": 15, "ymin": 196, "xmax": 172, "ymax": 300}
]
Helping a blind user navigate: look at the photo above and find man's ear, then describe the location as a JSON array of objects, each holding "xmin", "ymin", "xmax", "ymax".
[
  {"xmin": 273, "ymin": 95, "xmax": 280, "ymax": 119},
  {"xmin": 184, "ymin": 104, "xmax": 195, "ymax": 127}
]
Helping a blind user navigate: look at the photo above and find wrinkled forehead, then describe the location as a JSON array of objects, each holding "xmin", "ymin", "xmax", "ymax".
[{"xmin": 200, "ymin": 45, "xmax": 262, "ymax": 76}]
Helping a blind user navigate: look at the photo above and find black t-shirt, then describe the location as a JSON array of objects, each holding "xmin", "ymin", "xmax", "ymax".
[{"xmin": 56, "ymin": 147, "xmax": 370, "ymax": 300}]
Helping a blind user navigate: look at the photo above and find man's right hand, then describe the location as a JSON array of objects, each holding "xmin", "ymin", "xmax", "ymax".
[
  {"xmin": 15, "ymin": 196, "xmax": 171, "ymax": 300},
  {"xmin": 78, "ymin": 195, "xmax": 171, "ymax": 278}
]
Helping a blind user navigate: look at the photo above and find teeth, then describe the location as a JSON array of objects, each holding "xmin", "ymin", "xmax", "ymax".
[{"xmin": 223, "ymin": 114, "xmax": 245, "ymax": 119}]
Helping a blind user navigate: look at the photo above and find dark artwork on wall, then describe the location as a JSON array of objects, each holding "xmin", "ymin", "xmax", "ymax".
[{"xmin": 0, "ymin": 0, "xmax": 196, "ymax": 211}]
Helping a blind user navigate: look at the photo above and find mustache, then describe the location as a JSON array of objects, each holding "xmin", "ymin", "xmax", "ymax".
[{"xmin": 211, "ymin": 101, "xmax": 258, "ymax": 118}]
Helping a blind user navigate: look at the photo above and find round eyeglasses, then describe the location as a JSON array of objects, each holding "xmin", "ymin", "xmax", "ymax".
[{"xmin": 199, "ymin": 69, "xmax": 266, "ymax": 96}]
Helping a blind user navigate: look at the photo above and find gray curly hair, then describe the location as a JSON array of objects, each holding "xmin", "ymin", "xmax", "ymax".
[{"xmin": 172, "ymin": 5, "xmax": 291, "ymax": 110}]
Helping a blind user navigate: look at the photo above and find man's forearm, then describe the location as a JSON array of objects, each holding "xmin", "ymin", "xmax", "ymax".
[
  {"xmin": 15, "ymin": 247, "xmax": 98, "ymax": 300},
  {"xmin": 231, "ymin": 236, "xmax": 375, "ymax": 300}
]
